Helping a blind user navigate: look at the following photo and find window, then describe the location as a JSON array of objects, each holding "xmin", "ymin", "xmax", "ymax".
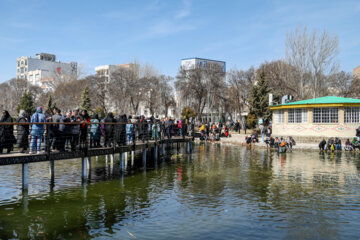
[
  {"xmin": 17, "ymin": 61, "xmax": 20, "ymax": 67},
  {"xmin": 288, "ymin": 109, "xmax": 308, "ymax": 123},
  {"xmin": 35, "ymin": 74, "xmax": 40, "ymax": 81},
  {"xmin": 345, "ymin": 107, "xmax": 360, "ymax": 123},
  {"xmin": 25, "ymin": 59, "xmax": 27, "ymax": 65},
  {"xmin": 274, "ymin": 110, "xmax": 284, "ymax": 123},
  {"xmin": 21, "ymin": 60, "xmax": 24, "ymax": 65},
  {"xmin": 20, "ymin": 67, "xmax": 24, "ymax": 73},
  {"xmin": 313, "ymin": 108, "xmax": 338, "ymax": 123}
]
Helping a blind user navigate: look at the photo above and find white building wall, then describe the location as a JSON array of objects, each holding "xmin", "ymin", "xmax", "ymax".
[{"xmin": 17, "ymin": 54, "xmax": 77, "ymax": 90}]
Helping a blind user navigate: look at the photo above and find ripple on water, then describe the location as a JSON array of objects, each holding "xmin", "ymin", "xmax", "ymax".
[{"xmin": 0, "ymin": 146, "xmax": 360, "ymax": 239}]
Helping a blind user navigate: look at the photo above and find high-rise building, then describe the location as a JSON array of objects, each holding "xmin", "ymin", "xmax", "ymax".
[
  {"xmin": 181, "ymin": 57, "xmax": 226, "ymax": 72},
  {"xmin": 16, "ymin": 53, "xmax": 77, "ymax": 90}
]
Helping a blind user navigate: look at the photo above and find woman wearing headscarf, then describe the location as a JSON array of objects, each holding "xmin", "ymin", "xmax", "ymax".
[
  {"xmin": 0, "ymin": 110, "xmax": 15, "ymax": 154},
  {"xmin": 16, "ymin": 110, "xmax": 29, "ymax": 153}
]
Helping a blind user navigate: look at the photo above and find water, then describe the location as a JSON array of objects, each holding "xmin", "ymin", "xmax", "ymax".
[{"xmin": 0, "ymin": 144, "xmax": 360, "ymax": 239}]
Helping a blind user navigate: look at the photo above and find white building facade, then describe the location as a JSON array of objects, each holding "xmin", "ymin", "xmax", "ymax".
[{"xmin": 17, "ymin": 53, "xmax": 77, "ymax": 90}]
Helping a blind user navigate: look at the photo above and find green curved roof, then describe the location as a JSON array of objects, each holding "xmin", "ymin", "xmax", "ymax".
[{"xmin": 277, "ymin": 96, "xmax": 360, "ymax": 106}]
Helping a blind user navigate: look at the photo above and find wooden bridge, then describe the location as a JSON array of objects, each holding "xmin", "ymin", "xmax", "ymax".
[{"xmin": 0, "ymin": 121, "xmax": 194, "ymax": 191}]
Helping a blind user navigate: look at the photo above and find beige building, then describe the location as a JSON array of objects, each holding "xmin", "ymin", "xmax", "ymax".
[
  {"xmin": 270, "ymin": 96, "xmax": 360, "ymax": 140},
  {"xmin": 354, "ymin": 66, "xmax": 360, "ymax": 78},
  {"xmin": 95, "ymin": 63, "xmax": 133, "ymax": 82}
]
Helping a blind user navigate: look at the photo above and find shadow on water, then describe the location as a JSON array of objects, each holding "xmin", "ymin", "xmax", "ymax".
[{"xmin": 0, "ymin": 143, "xmax": 360, "ymax": 239}]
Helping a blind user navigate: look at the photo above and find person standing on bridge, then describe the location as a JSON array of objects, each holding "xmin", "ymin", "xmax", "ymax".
[
  {"xmin": 16, "ymin": 110, "xmax": 29, "ymax": 153},
  {"xmin": 126, "ymin": 118, "xmax": 134, "ymax": 145},
  {"xmin": 79, "ymin": 110, "xmax": 90, "ymax": 149},
  {"xmin": 70, "ymin": 109, "xmax": 81, "ymax": 151},
  {"xmin": 0, "ymin": 110, "xmax": 15, "ymax": 154},
  {"xmin": 90, "ymin": 113, "xmax": 101, "ymax": 148},
  {"xmin": 59, "ymin": 111, "xmax": 72, "ymax": 152},
  {"xmin": 104, "ymin": 112, "xmax": 116, "ymax": 147},
  {"xmin": 51, "ymin": 108, "xmax": 62, "ymax": 151},
  {"xmin": 30, "ymin": 107, "xmax": 46, "ymax": 154}
]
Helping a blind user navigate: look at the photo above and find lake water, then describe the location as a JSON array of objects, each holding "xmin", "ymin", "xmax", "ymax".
[{"xmin": 0, "ymin": 143, "xmax": 360, "ymax": 239}]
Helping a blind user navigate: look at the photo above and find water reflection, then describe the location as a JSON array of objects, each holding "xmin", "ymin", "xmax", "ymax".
[{"xmin": 0, "ymin": 144, "xmax": 359, "ymax": 239}]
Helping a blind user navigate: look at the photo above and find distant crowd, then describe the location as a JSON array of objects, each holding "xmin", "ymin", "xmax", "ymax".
[{"xmin": 0, "ymin": 107, "xmax": 194, "ymax": 155}]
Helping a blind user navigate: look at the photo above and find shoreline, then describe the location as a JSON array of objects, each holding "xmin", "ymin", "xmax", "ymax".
[{"xmin": 196, "ymin": 133, "xmax": 321, "ymax": 151}]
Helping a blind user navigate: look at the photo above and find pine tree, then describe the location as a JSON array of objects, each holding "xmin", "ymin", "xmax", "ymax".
[
  {"xmin": 17, "ymin": 92, "xmax": 36, "ymax": 115},
  {"xmin": 249, "ymin": 70, "xmax": 271, "ymax": 120},
  {"xmin": 80, "ymin": 86, "xmax": 91, "ymax": 112}
]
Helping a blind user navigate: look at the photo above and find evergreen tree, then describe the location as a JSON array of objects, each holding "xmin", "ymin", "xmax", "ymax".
[
  {"xmin": 80, "ymin": 86, "xmax": 92, "ymax": 112},
  {"xmin": 249, "ymin": 70, "xmax": 271, "ymax": 120},
  {"xmin": 181, "ymin": 107, "xmax": 197, "ymax": 120},
  {"xmin": 17, "ymin": 92, "xmax": 35, "ymax": 115}
]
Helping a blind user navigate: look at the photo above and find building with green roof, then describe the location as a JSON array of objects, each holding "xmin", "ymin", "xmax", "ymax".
[{"xmin": 270, "ymin": 96, "xmax": 360, "ymax": 139}]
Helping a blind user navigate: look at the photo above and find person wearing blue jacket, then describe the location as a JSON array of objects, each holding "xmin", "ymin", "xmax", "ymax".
[{"xmin": 30, "ymin": 106, "xmax": 46, "ymax": 154}]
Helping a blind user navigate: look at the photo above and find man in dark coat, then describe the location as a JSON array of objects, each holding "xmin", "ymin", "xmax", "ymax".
[
  {"xmin": 139, "ymin": 115, "xmax": 147, "ymax": 142},
  {"xmin": 0, "ymin": 110, "xmax": 15, "ymax": 154},
  {"xmin": 116, "ymin": 114, "xmax": 127, "ymax": 146},
  {"xmin": 16, "ymin": 110, "xmax": 29, "ymax": 153},
  {"xmin": 104, "ymin": 112, "xmax": 116, "ymax": 147}
]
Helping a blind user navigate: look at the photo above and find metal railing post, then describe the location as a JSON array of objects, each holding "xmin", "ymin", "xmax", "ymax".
[
  {"xmin": 113, "ymin": 122, "xmax": 116, "ymax": 152},
  {"xmin": 132, "ymin": 123, "xmax": 136, "ymax": 150},
  {"xmin": 46, "ymin": 124, "xmax": 51, "ymax": 159},
  {"xmin": 84, "ymin": 122, "xmax": 88, "ymax": 157},
  {"xmin": 147, "ymin": 122, "xmax": 149, "ymax": 145}
]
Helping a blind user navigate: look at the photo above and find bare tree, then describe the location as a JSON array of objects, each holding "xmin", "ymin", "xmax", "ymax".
[
  {"xmin": 227, "ymin": 67, "xmax": 255, "ymax": 122},
  {"xmin": 286, "ymin": 26, "xmax": 339, "ymax": 98},
  {"xmin": 87, "ymin": 75, "xmax": 109, "ymax": 113},
  {"xmin": 159, "ymin": 75, "xmax": 175, "ymax": 117},
  {"xmin": 0, "ymin": 82, "xmax": 13, "ymax": 113},
  {"xmin": 110, "ymin": 63, "xmax": 149, "ymax": 115},
  {"xmin": 328, "ymin": 71, "xmax": 358, "ymax": 97},
  {"xmin": 260, "ymin": 60, "xmax": 300, "ymax": 100},
  {"xmin": 0, "ymin": 78, "xmax": 44, "ymax": 115},
  {"xmin": 286, "ymin": 26, "xmax": 311, "ymax": 99},
  {"xmin": 53, "ymin": 78, "xmax": 89, "ymax": 111},
  {"xmin": 175, "ymin": 64, "xmax": 225, "ymax": 120}
]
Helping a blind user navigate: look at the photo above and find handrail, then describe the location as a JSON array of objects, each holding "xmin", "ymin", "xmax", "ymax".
[
  {"xmin": 0, "ymin": 122, "xmax": 187, "ymax": 125},
  {"xmin": 0, "ymin": 121, "xmax": 194, "ymax": 156}
]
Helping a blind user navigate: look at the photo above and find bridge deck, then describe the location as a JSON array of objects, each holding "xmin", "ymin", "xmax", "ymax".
[{"xmin": 0, "ymin": 137, "xmax": 192, "ymax": 166}]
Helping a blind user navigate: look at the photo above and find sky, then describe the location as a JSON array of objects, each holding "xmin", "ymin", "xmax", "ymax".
[{"xmin": 0, "ymin": 0, "xmax": 359, "ymax": 82}]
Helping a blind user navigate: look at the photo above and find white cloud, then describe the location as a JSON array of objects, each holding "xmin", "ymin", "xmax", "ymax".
[{"xmin": 175, "ymin": 0, "xmax": 191, "ymax": 19}]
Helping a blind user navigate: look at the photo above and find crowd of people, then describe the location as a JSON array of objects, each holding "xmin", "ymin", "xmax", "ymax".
[
  {"xmin": 319, "ymin": 137, "xmax": 360, "ymax": 152},
  {"xmin": 244, "ymin": 134, "xmax": 296, "ymax": 153},
  {"xmin": 0, "ymin": 108, "xmax": 194, "ymax": 155},
  {"xmin": 199, "ymin": 122, "xmax": 231, "ymax": 141}
]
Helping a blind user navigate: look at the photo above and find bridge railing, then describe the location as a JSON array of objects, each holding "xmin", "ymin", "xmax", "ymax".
[{"xmin": 0, "ymin": 121, "xmax": 195, "ymax": 156}]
